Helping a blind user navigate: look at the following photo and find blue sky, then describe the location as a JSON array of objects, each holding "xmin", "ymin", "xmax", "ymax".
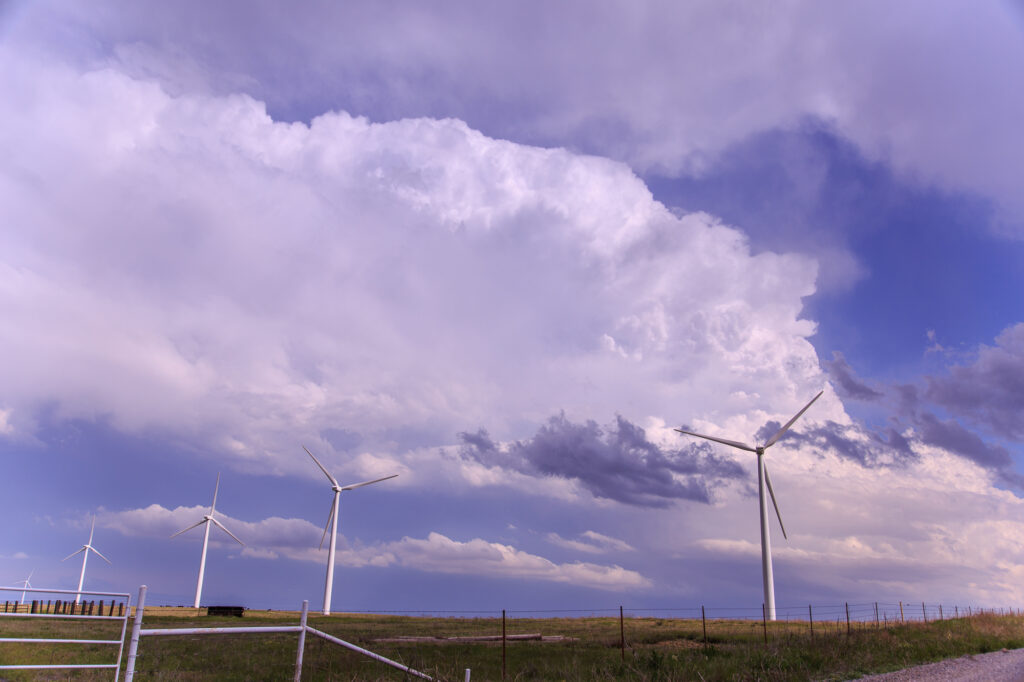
[{"xmin": 2, "ymin": 1, "xmax": 1024, "ymax": 614}]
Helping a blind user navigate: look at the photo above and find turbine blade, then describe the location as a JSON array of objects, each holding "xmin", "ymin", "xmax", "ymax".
[
  {"xmin": 210, "ymin": 472, "xmax": 221, "ymax": 514},
  {"xmin": 89, "ymin": 546, "xmax": 113, "ymax": 565},
  {"xmin": 303, "ymin": 445, "xmax": 340, "ymax": 487},
  {"xmin": 674, "ymin": 428, "xmax": 757, "ymax": 453},
  {"xmin": 210, "ymin": 518, "xmax": 245, "ymax": 546},
  {"xmin": 764, "ymin": 464, "xmax": 788, "ymax": 540},
  {"xmin": 763, "ymin": 390, "xmax": 824, "ymax": 449},
  {"xmin": 170, "ymin": 519, "xmax": 207, "ymax": 538},
  {"xmin": 341, "ymin": 473, "xmax": 399, "ymax": 491},
  {"xmin": 319, "ymin": 496, "xmax": 337, "ymax": 550},
  {"xmin": 88, "ymin": 516, "xmax": 96, "ymax": 544},
  {"xmin": 62, "ymin": 547, "xmax": 86, "ymax": 562}
]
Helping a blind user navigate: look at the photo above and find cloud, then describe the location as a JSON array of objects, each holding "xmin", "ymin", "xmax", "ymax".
[
  {"xmin": 368, "ymin": 533, "xmax": 650, "ymax": 591},
  {"xmin": 926, "ymin": 323, "xmax": 1024, "ymax": 441},
  {"xmin": 459, "ymin": 414, "xmax": 747, "ymax": 508},
  {"xmin": 12, "ymin": 1, "xmax": 1024, "ymax": 230},
  {"xmin": 766, "ymin": 420, "xmax": 915, "ymax": 468},
  {"xmin": 97, "ymin": 507, "xmax": 648, "ymax": 590},
  {"xmin": 0, "ymin": 51, "xmax": 825, "ymax": 477},
  {"xmin": 546, "ymin": 531, "xmax": 634, "ymax": 555},
  {"xmin": 823, "ymin": 351, "xmax": 883, "ymax": 401}
]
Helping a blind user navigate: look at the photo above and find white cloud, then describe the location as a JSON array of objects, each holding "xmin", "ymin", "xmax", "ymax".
[
  {"xmin": 547, "ymin": 531, "xmax": 635, "ymax": 555},
  {"xmin": 98, "ymin": 507, "xmax": 649, "ymax": 591},
  {"xmin": 0, "ymin": 52, "xmax": 824, "ymax": 480},
  {"xmin": 14, "ymin": 1, "xmax": 1023, "ymax": 228}
]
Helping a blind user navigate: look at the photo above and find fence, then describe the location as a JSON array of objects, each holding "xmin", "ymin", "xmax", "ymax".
[
  {"xmin": 2, "ymin": 590, "xmax": 1017, "ymax": 680},
  {"xmin": 0, "ymin": 584, "xmax": 132, "ymax": 679},
  {"xmin": 125, "ymin": 585, "xmax": 437, "ymax": 681}
]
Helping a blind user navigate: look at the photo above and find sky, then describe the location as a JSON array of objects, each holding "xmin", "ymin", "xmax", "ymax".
[{"xmin": 2, "ymin": 0, "xmax": 1024, "ymax": 615}]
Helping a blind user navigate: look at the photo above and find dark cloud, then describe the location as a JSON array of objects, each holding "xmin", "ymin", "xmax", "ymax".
[
  {"xmin": 824, "ymin": 351, "xmax": 883, "ymax": 401},
  {"xmin": 915, "ymin": 413, "xmax": 1011, "ymax": 470},
  {"xmin": 758, "ymin": 419, "xmax": 916, "ymax": 468},
  {"xmin": 925, "ymin": 323, "xmax": 1024, "ymax": 440},
  {"xmin": 459, "ymin": 414, "xmax": 747, "ymax": 508}
]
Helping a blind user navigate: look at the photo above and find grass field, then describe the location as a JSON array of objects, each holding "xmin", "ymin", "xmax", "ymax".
[{"xmin": 3, "ymin": 607, "xmax": 1024, "ymax": 680}]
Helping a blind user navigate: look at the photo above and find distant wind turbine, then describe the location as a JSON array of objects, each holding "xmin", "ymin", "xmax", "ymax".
[
  {"xmin": 675, "ymin": 390, "xmax": 823, "ymax": 621},
  {"xmin": 18, "ymin": 570, "xmax": 34, "ymax": 605},
  {"xmin": 62, "ymin": 516, "xmax": 111, "ymax": 604},
  {"xmin": 304, "ymin": 445, "xmax": 398, "ymax": 616},
  {"xmin": 171, "ymin": 473, "xmax": 245, "ymax": 609}
]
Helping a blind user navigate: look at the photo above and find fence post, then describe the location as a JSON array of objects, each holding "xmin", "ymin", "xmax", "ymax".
[
  {"xmin": 809, "ymin": 604, "xmax": 813, "ymax": 640},
  {"xmin": 875, "ymin": 602, "xmax": 879, "ymax": 629},
  {"xmin": 31, "ymin": 600, "xmax": 38, "ymax": 614},
  {"xmin": 293, "ymin": 599, "xmax": 309, "ymax": 682},
  {"xmin": 702, "ymin": 605, "xmax": 707, "ymax": 647},
  {"xmin": 922, "ymin": 602, "xmax": 927, "ymax": 623},
  {"xmin": 619, "ymin": 605, "xmax": 625, "ymax": 661},
  {"xmin": 762, "ymin": 603, "xmax": 767, "ymax": 645},
  {"xmin": 845, "ymin": 603, "xmax": 850, "ymax": 636},
  {"xmin": 939, "ymin": 605, "xmax": 943, "ymax": 620},
  {"xmin": 899, "ymin": 601, "xmax": 904, "ymax": 623},
  {"xmin": 955, "ymin": 606, "xmax": 959, "ymax": 618},
  {"xmin": 502, "ymin": 609, "xmax": 506, "ymax": 681},
  {"xmin": 124, "ymin": 585, "xmax": 148, "ymax": 682}
]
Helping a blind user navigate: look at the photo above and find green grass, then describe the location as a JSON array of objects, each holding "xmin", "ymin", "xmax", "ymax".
[{"xmin": 3, "ymin": 609, "xmax": 1024, "ymax": 680}]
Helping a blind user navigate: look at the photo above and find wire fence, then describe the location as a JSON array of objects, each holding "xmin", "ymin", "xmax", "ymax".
[{"xmin": 2, "ymin": 589, "xmax": 1020, "ymax": 680}]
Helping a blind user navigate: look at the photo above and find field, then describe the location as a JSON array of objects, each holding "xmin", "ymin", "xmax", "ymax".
[{"xmin": 3, "ymin": 607, "xmax": 1024, "ymax": 680}]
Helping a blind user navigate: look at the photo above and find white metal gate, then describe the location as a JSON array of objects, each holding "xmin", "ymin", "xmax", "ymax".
[{"xmin": 0, "ymin": 584, "xmax": 132, "ymax": 679}]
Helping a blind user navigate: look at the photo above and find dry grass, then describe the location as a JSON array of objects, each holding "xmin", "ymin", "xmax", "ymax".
[{"xmin": 3, "ymin": 608, "xmax": 1024, "ymax": 680}]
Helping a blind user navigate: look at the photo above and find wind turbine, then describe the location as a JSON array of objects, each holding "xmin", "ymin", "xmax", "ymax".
[
  {"xmin": 17, "ymin": 570, "xmax": 34, "ymax": 605},
  {"xmin": 303, "ymin": 445, "xmax": 398, "ymax": 616},
  {"xmin": 675, "ymin": 390, "xmax": 823, "ymax": 621},
  {"xmin": 171, "ymin": 473, "xmax": 245, "ymax": 609},
  {"xmin": 62, "ymin": 516, "xmax": 111, "ymax": 604}
]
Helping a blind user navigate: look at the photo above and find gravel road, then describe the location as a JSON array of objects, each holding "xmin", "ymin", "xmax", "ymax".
[{"xmin": 855, "ymin": 648, "xmax": 1024, "ymax": 681}]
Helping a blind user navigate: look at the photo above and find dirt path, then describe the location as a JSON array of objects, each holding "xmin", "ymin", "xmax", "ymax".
[{"xmin": 856, "ymin": 648, "xmax": 1024, "ymax": 681}]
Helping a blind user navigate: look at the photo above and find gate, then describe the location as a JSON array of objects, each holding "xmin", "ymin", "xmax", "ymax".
[{"xmin": 0, "ymin": 584, "xmax": 132, "ymax": 680}]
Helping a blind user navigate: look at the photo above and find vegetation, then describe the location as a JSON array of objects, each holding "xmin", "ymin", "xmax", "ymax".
[{"xmin": 2, "ymin": 607, "xmax": 1024, "ymax": 680}]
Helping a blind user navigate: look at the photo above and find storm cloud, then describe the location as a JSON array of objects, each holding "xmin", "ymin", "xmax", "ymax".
[{"xmin": 460, "ymin": 414, "xmax": 747, "ymax": 508}]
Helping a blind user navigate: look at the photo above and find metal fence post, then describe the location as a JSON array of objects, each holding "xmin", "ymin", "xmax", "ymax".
[
  {"xmin": 294, "ymin": 600, "xmax": 308, "ymax": 682},
  {"xmin": 619, "ymin": 606, "xmax": 624, "ymax": 660},
  {"xmin": 845, "ymin": 603, "xmax": 850, "ymax": 636},
  {"xmin": 124, "ymin": 585, "xmax": 147, "ymax": 682},
  {"xmin": 701, "ymin": 605, "xmax": 707, "ymax": 647},
  {"xmin": 922, "ymin": 602, "xmax": 927, "ymax": 623},
  {"xmin": 809, "ymin": 604, "xmax": 813, "ymax": 640}
]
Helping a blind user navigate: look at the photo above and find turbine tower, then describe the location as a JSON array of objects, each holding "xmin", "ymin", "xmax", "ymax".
[
  {"xmin": 676, "ymin": 390, "xmax": 823, "ymax": 621},
  {"xmin": 171, "ymin": 473, "xmax": 245, "ymax": 609},
  {"xmin": 62, "ymin": 516, "xmax": 111, "ymax": 604},
  {"xmin": 304, "ymin": 445, "xmax": 398, "ymax": 616}
]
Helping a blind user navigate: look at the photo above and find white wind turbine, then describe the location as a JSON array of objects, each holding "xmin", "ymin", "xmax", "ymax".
[
  {"xmin": 304, "ymin": 445, "xmax": 398, "ymax": 616},
  {"xmin": 676, "ymin": 390, "xmax": 823, "ymax": 621},
  {"xmin": 171, "ymin": 473, "xmax": 245, "ymax": 609},
  {"xmin": 62, "ymin": 516, "xmax": 111, "ymax": 604},
  {"xmin": 18, "ymin": 570, "xmax": 34, "ymax": 605}
]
